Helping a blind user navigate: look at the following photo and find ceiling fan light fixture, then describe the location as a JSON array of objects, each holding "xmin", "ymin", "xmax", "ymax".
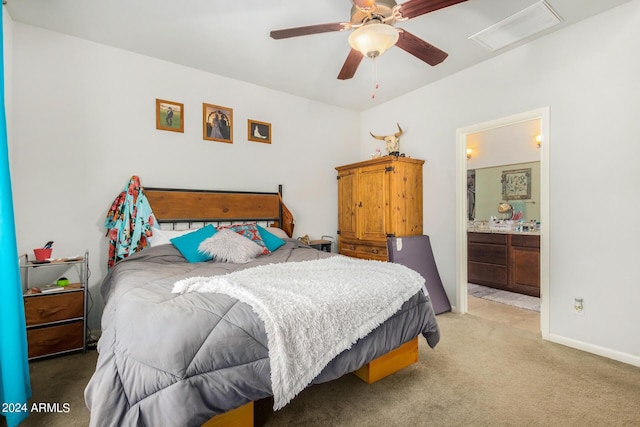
[{"xmin": 348, "ymin": 23, "xmax": 399, "ymax": 58}]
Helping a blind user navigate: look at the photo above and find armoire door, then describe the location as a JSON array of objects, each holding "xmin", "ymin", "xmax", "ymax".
[
  {"xmin": 358, "ymin": 163, "xmax": 390, "ymax": 241},
  {"xmin": 337, "ymin": 168, "xmax": 358, "ymax": 240}
]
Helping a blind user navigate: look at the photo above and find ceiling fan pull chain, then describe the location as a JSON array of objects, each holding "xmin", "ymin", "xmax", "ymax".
[{"xmin": 371, "ymin": 56, "xmax": 379, "ymax": 99}]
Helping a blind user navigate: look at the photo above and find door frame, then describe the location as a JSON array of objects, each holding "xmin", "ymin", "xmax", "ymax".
[{"xmin": 455, "ymin": 107, "xmax": 550, "ymax": 339}]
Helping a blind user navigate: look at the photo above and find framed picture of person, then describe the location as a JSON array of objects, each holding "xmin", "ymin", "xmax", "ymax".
[
  {"xmin": 203, "ymin": 103, "xmax": 233, "ymax": 143},
  {"xmin": 156, "ymin": 99, "xmax": 184, "ymax": 133},
  {"xmin": 247, "ymin": 119, "xmax": 271, "ymax": 144}
]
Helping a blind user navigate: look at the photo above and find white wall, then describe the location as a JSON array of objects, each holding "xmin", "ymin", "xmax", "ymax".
[
  {"xmin": 8, "ymin": 23, "xmax": 360, "ymax": 329},
  {"xmin": 361, "ymin": 0, "xmax": 640, "ymax": 364},
  {"xmin": 466, "ymin": 119, "xmax": 541, "ymax": 170}
]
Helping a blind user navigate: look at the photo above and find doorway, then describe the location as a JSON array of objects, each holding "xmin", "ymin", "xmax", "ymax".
[{"xmin": 455, "ymin": 108, "xmax": 550, "ymax": 340}]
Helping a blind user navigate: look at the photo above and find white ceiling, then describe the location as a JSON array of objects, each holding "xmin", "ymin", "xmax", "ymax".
[{"xmin": 5, "ymin": 0, "xmax": 631, "ymax": 111}]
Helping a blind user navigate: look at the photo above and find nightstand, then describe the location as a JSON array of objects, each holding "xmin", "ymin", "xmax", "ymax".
[
  {"xmin": 20, "ymin": 252, "xmax": 88, "ymax": 360},
  {"xmin": 309, "ymin": 239, "xmax": 332, "ymax": 252}
]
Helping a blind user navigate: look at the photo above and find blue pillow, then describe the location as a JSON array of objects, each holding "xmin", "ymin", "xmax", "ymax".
[
  {"xmin": 170, "ymin": 225, "xmax": 217, "ymax": 263},
  {"xmin": 257, "ymin": 225, "xmax": 285, "ymax": 252}
]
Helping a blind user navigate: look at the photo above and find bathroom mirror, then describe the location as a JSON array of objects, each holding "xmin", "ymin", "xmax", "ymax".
[
  {"xmin": 468, "ymin": 162, "xmax": 540, "ymax": 221},
  {"xmin": 466, "ymin": 119, "xmax": 541, "ymax": 222}
]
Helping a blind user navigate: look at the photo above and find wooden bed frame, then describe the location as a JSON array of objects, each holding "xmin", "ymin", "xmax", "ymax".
[
  {"xmin": 145, "ymin": 185, "xmax": 284, "ymax": 231},
  {"xmin": 202, "ymin": 338, "xmax": 419, "ymax": 426},
  {"xmin": 143, "ymin": 185, "xmax": 420, "ymax": 427}
]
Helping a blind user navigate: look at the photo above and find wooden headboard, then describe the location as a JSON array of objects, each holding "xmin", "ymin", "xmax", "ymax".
[{"xmin": 145, "ymin": 185, "xmax": 284, "ymax": 232}]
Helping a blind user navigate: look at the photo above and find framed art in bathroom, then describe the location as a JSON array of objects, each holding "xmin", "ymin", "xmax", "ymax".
[{"xmin": 502, "ymin": 168, "xmax": 531, "ymax": 200}]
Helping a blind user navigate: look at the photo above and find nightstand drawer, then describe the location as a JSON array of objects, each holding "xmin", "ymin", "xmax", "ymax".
[
  {"xmin": 26, "ymin": 321, "xmax": 84, "ymax": 359},
  {"xmin": 24, "ymin": 291, "xmax": 84, "ymax": 326}
]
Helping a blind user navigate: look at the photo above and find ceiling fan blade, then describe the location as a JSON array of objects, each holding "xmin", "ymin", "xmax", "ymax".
[
  {"xmin": 398, "ymin": 0, "xmax": 467, "ymax": 20},
  {"xmin": 396, "ymin": 29, "xmax": 448, "ymax": 66},
  {"xmin": 270, "ymin": 22, "xmax": 349, "ymax": 40},
  {"xmin": 337, "ymin": 49, "xmax": 364, "ymax": 80}
]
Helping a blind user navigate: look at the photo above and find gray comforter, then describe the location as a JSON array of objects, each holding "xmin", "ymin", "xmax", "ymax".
[{"xmin": 85, "ymin": 241, "xmax": 440, "ymax": 426}]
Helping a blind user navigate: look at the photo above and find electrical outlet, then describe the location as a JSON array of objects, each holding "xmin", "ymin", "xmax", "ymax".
[{"xmin": 573, "ymin": 297, "xmax": 584, "ymax": 316}]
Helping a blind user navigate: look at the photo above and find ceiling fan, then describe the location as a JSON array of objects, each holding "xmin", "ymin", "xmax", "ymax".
[{"xmin": 270, "ymin": 0, "xmax": 468, "ymax": 80}]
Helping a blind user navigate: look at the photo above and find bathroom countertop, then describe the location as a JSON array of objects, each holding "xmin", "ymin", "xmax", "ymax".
[{"xmin": 467, "ymin": 226, "xmax": 540, "ymax": 236}]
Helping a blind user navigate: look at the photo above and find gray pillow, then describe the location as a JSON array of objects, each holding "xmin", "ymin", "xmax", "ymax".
[{"xmin": 198, "ymin": 228, "xmax": 263, "ymax": 263}]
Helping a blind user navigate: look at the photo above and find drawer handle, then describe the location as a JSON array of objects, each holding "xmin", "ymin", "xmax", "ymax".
[
  {"xmin": 38, "ymin": 307, "xmax": 64, "ymax": 317},
  {"xmin": 371, "ymin": 248, "xmax": 379, "ymax": 254},
  {"xmin": 349, "ymin": 245, "xmax": 356, "ymax": 250},
  {"xmin": 41, "ymin": 337, "xmax": 65, "ymax": 346}
]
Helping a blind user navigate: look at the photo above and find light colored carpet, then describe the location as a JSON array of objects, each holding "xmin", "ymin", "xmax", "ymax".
[
  {"xmin": 5, "ymin": 312, "xmax": 640, "ymax": 427},
  {"xmin": 468, "ymin": 283, "xmax": 540, "ymax": 312},
  {"xmin": 468, "ymin": 295, "xmax": 539, "ymax": 334}
]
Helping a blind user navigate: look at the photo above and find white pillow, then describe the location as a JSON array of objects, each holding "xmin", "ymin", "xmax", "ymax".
[
  {"xmin": 150, "ymin": 228, "xmax": 200, "ymax": 247},
  {"xmin": 266, "ymin": 227, "xmax": 290, "ymax": 239},
  {"xmin": 198, "ymin": 229, "xmax": 263, "ymax": 263}
]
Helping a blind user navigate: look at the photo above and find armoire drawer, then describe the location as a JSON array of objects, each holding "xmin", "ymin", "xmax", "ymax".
[{"xmin": 339, "ymin": 240, "xmax": 388, "ymax": 261}]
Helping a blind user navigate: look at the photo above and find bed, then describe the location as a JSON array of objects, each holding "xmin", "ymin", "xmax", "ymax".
[{"xmin": 85, "ymin": 186, "xmax": 440, "ymax": 427}]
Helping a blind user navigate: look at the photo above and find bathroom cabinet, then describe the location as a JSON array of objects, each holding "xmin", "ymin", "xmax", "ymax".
[{"xmin": 468, "ymin": 232, "xmax": 540, "ymax": 297}]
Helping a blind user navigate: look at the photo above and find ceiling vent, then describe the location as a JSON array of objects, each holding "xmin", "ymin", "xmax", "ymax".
[{"xmin": 469, "ymin": 1, "xmax": 563, "ymax": 51}]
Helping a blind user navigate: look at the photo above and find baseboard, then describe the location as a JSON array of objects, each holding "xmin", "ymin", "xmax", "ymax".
[
  {"xmin": 549, "ymin": 334, "xmax": 640, "ymax": 368},
  {"xmin": 451, "ymin": 308, "xmax": 638, "ymax": 367}
]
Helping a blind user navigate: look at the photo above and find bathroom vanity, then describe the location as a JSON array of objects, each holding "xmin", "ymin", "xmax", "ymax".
[{"xmin": 467, "ymin": 230, "xmax": 540, "ymax": 297}]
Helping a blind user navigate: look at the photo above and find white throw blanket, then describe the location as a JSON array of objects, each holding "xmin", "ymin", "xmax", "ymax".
[{"xmin": 172, "ymin": 256, "xmax": 425, "ymax": 410}]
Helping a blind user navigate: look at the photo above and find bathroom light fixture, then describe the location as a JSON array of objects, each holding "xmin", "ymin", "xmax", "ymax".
[
  {"xmin": 466, "ymin": 148, "xmax": 473, "ymax": 159},
  {"xmin": 535, "ymin": 134, "xmax": 542, "ymax": 147}
]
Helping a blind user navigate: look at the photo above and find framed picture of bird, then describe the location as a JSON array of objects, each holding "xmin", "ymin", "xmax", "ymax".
[
  {"xmin": 247, "ymin": 119, "xmax": 271, "ymax": 144},
  {"xmin": 156, "ymin": 99, "xmax": 184, "ymax": 133},
  {"xmin": 203, "ymin": 103, "xmax": 233, "ymax": 143}
]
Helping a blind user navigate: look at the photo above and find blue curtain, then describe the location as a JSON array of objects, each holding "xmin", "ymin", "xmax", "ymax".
[{"xmin": 0, "ymin": 10, "xmax": 32, "ymax": 427}]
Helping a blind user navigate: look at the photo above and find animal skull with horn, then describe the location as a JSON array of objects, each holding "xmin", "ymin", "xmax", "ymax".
[{"xmin": 370, "ymin": 123, "xmax": 403, "ymax": 155}]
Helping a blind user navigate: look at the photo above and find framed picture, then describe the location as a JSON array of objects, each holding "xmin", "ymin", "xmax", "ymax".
[
  {"xmin": 203, "ymin": 103, "xmax": 233, "ymax": 143},
  {"xmin": 247, "ymin": 119, "xmax": 271, "ymax": 144},
  {"xmin": 156, "ymin": 99, "xmax": 184, "ymax": 133},
  {"xmin": 502, "ymin": 168, "xmax": 531, "ymax": 200}
]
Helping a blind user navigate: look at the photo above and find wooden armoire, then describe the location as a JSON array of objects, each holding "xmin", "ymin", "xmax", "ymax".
[{"xmin": 335, "ymin": 156, "xmax": 424, "ymax": 260}]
